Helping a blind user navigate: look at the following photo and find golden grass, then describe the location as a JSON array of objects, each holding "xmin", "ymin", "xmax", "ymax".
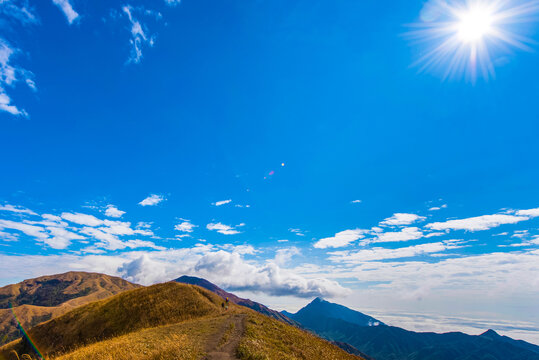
[
  {"xmin": 237, "ymin": 313, "xmax": 362, "ymax": 360},
  {"xmin": 0, "ymin": 272, "xmax": 139, "ymax": 347},
  {"xmin": 51, "ymin": 320, "xmax": 210, "ymax": 360},
  {"xmin": 1, "ymin": 282, "xmax": 225, "ymax": 358},
  {"xmin": 1, "ymin": 282, "xmax": 362, "ymax": 360}
]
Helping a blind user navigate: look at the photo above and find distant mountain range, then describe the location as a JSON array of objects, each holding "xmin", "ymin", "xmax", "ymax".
[
  {"xmin": 1, "ymin": 272, "xmax": 537, "ymax": 360},
  {"xmin": 175, "ymin": 275, "xmax": 298, "ymax": 326},
  {"xmin": 284, "ymin": 297, "xmax": 539, "ymax": 360}
]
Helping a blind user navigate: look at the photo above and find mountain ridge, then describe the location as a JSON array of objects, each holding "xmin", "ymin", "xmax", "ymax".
[
  {"xmin": 0, "ymin": 271, "xmax": 140, "ymax": 346},
  {"xmin": 0, "ymin": 281, "xmax": 363, "ymax": 360},
  {"xmin": 175, "ymin": 275, "xmax": 298, "ymax": 326},
  {"xmin": 286, "ymin": 298, "xmax": 539, "ymax": 360}
]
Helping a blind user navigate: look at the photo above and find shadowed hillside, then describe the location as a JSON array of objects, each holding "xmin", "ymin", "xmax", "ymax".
[
  {"xmin": 0, "ymin": 282, "xmax": 363, "ymax": 360},
  {"xmin": 0, "ymin": 272, "xmax": 139, "ymax": 346}
]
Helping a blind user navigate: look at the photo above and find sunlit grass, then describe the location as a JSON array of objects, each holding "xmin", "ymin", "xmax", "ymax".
[{"xmin": 237, "ymin": 313, "xmax": 360, "ymax": 360}]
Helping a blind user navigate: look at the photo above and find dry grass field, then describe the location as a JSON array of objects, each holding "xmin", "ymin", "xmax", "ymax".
[{"xmin": 0, "ymin": 282, "xmax": 363, "ymax": 360}]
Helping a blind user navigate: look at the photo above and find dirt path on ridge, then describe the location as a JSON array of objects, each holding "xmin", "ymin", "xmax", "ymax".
[{"xmin": 203, "ymin": 314, "xmax": 246, "ymax": 360}]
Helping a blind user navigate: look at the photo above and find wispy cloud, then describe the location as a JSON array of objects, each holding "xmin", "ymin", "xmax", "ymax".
[
  {"xmin": 138, "ymin": 194, "xmax": 165, "ymax": 206},
  {"xmin": 0, "ymin": 40, "xmax": 34, "ymax": 117},
  {"xmin": 274, "ymin": 247, "xmax": 301, "ymax": 266},
  {"xmin": 429, "ymin": 204, "xmax": 447, "ymax": 211},
  {"xmin": 0, "ymin": 203, "xmax": 37, "ymax": 215},
  {"xmin": 351, "ymin": 199, "xmax": 362, "ymax": 204},
  {"xmin": 61, "ymin": 212, "xmax": 104, "ymax": 227},
  {"xmin": 328, "ymin": 240, "xmax": 466, "ymax": 263},
  {"xmin": 289, "ymin": 228, "xmax": 305, "ymax": 236},
  {"xmin": 164, "ymin": 0, "xmax": 181, "ymax": 6},
  {"xmin": 206, "ymin": 222, "xmax": 242, "ymax": 235},
  {"xmin": 122, "ymin": 5, "xmax": 156, "ymax": 64},
  {"xmin": 380, "ymin": 213, "xmax": 426, "ymax": 226},
  {"xmin": 314, "ymin": 229, "xmax": 368, "ymax": 249},
  {"xmin": 212, "ymin": 199, "xmax": 232, "ymax": 207},
  {"xmin": 426, "ymin": 214, "xmax": 528, "ymax": 232},
  {"xmin": 373, "ymin": 227, "xmax": 424, "ymax": 243},
  {"xmin": 51, "ymin": 0, "xmax": 79, "ymax": 24}
]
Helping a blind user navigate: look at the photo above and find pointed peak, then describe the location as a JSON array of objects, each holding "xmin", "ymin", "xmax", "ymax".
[
  {"xmin": 481, "ymin": 329, "xmax": 500, "ymax": 337},
  {"xmin": 312, "ymin": 297, "xmax": 325, "ymax": 303}
]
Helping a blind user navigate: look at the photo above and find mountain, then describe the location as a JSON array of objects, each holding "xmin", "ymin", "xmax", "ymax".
[
  {"xmin": 291, "ymin": 297, "xmax": 384, "ymax": 327},
  {"xmin": 0, "ymin": 272, "xmax": 139, "ymax": 346},
  {"xmin": 286, "ymin": 298, "xmax": 539, "ymax": 360},
  {"xmin": 1, "ymin": 282, "xmax": 364, "ymax": 360},
  {"xmin": 175, "ymin": 275, "xmax": 298, "ymax": 326}
]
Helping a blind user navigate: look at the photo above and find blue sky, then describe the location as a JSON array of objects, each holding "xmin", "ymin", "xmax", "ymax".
[{"xmin": 1, "ymin": 0, "xmax": 539, "ymax": 343}]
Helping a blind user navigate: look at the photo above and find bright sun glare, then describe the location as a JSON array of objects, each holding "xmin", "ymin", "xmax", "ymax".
[
  {"xmin": 410, "ymin": 0, "xmax": 539, "ymax": 81},
  {"xmin": 457, "ymin": 5, "xmax": 495, "ymax": 42}
]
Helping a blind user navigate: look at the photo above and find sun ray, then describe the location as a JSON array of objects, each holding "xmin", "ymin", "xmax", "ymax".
[{"xmin": 409, "ymin": 0, "xmax": 539, "ymax": 81}]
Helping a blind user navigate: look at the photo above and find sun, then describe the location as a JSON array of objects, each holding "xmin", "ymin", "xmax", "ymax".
[
  {"xmin": 456, "ymin": 5, "xmax": 495, "ymax": 42},
  {"xmin": 409, "ymin": 0, "xmax": 539, "ymax": 81}
]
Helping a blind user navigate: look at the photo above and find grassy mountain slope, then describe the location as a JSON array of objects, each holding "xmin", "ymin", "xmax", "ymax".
[
  {"xmin": 175, "ymin": 275, "xmax": 298, "ymax": 326},
  {"xmin": 0, "ymin": 282, "xmax": 363, "ymax": 360},
  {"xmin": 0, "ymin": 272, "xmax": 139, "ymax": 346},
  {"xmin": 288, "ymin": 298, "xmax": 539, "ymax": 360}
]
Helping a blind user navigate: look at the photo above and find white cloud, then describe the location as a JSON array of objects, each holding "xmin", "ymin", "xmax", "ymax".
[
  {"xmin": 515, "ymin": 207, "xmax": 539, "ymax": 218},
  {"xmin": 351, "ymin": 200, "xmax": 362, "ymax": 204},
  {"xmin": 138, "ymin": 194, "xmax": 165, "ymax": 206},
  {"xmin": 429, "ymin": 204, "xmax": 447, "ymax": 211},
  {"xmin": 51, "ymin": 0, "xmax": 79, "ymax": 24},
  {"xmin": 105, "ymin": 205, "xmax": 125, "ymax": 218},
  {"xmin": 373, "ymin": 227, "xmax": 423, "ymax": 243},
  {"xmin": 289, "ymin": 228, "xmax": 305, "ymax": 236},
  {"xmin": 193, "ymin": 250, "xmax": 350, "ymax": 298},
  {"xmin": 0, "ymin": 40, "xmax": 33, "ymax": 117},
  {"xmin": 314, "ymin": 229, "xmax": 367, "ymax": 249},
  {"xmin": 212, "ymin": 199, "xmax": 232, "ymax": 206},
  {"xmin": 0, "ymin": 203, "xmax": 37, "ymax": 215},
  {"xmin": 0, "ymin": 1, "xmax": 39, "ymax": 26},
  {"xmin": 123, "ymin": 239, "xmax": 165, "ymax": 251},
  {"xmin": 328, "ymin": 240, "xmax": 465, "ymax": 263},
  {"xmin": 45, "ymin": 226, "xmax": 85, "ymax": 249},
  {"xmin": 380, "ymin": 213, "xmax": 426, "ymax": 226},
  {"xmin": 274, "ymin": 247, "xmax": 301, "ymax": 266},
  {"xmin": 118, "ymin": 254, "xmax": 167, "ymax": 285},
  {"xmin": 426, "ymin": 214, "xmax": 528, "ymax": 232},
  {"xmin": 175, "ymin": 219, "xmax": 196, "ymax": 233},
  {"xmin": 122, "ymin": 6, "xmax": 155, "ymax": 64},
  {"xmin": 0, "ymin": 231, "xmax": 19, "ymax": 242},
  {"xmin": 0, "ymin": 245, "xmax": 349, "ymax": 298},
  {"xmin": 80, "ymin": 227, "xmax": 125, "ymax": 250},
  {"xmin": 164, "ymin": 0, "xmax": 181, "ymax": 6},
  {"xmin": 206, "ymin": 222, "xmax": 241, "ymax": 235},
  {"xmin": 61, "ymin": 212, "xmax": 103, "ymax": 227},
  {"xmin": 0, "ymin": 219, "xmax": 48, "ymax": 240},
  {"xmin": 424, "ymin": 232, "xmax": 445, "ymax": 238}
]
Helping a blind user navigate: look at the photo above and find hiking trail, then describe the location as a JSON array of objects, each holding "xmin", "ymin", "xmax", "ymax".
[{"xmin": 204, "ymin": 314, "xmax": 246, "ymax": 360}]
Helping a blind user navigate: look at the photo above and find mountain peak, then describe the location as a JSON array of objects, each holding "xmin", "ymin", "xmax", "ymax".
[
  {"xmin": 480, "ymin": 329, "xmax": 500, "ymax": 338},
  {"xmin": 293, "ymin": 297, "xmax": 384, "ymax": 328}
]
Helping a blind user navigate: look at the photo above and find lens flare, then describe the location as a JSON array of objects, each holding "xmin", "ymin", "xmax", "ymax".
[
  {"xmin": 8, "ymin": 303, "xmax": 45, "ymax": 359},
  {"xmin": 409, "ymin": 0, "xmax": 539, "ymax": 81}
]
